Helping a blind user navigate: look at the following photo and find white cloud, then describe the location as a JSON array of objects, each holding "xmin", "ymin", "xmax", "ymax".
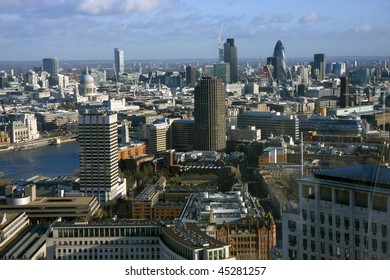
[
  {"xmin": 299, "ymin": 12, "xmax": 321, "ymax": 24},
  {"xmin": 77, "ymin": 0, "xmax": 166, "ymax": 15},
  {"xmin": 355, "ymin": 24, "xmax": 372, "ymax": 33}
]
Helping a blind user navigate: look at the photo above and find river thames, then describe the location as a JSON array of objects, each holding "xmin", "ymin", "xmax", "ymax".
[{"xmin": 0, "ymin": 141, "xmax": 79, "ymax": 180}]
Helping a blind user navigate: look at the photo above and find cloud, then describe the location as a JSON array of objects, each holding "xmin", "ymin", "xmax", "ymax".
[
  {"xmin": 355, "ymin": 24, "xmax": 372, "ymax": 33},
  {"xmin": 299, "ymin": 12, "xmax": 321, "ymax": 24},
  {"xmin": 251, "ymin": 13, "xmax": 293, "ymax": 25},
  {"xmin": 77, "ymin": 0, "xmax": 167, "ymax": 15}
]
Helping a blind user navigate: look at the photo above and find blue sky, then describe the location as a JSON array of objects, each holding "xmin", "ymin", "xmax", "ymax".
[{"xmin": 0, "ymin": 0, "xmax": 389, "ymax": 61}]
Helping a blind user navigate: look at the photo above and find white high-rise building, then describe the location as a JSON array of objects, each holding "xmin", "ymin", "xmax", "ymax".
[
  {"xmin": 78, "ymin": 111, "xmax": 125, "ymax": 204},
  {"xmin": 283, "ymin": 164, "xmax": 390, "ymax": 260},
  {"xmin": 114, "ymin": 48, "xmax": 124, "ymax": 75}
]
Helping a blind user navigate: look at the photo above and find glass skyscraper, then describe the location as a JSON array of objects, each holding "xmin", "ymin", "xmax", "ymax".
[
  {"xmin": 114, "ymin": 48, "xmax": 124, "ymax": 75},
  {"xmin": 42, "ymin": 57, "xmax": 59, "ymax": 76},
  {"xmin": 223, "ymin": 38, "xmax": 238, "ymax": 83},
  {"xmin": 268, "ymin": 40, "xmax": 289, "ymax": 85}
]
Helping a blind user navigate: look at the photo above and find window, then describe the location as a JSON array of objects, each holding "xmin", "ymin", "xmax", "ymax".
[
  {"xmin": 288, "ymin": 220, "xmax": 297, "ymax": 232},
  {"xmin": 344, "ymin": 233, "xmax": 350, "ymax": 245},
  {"xmin": 303, "ymin": 239, "xmax": 307, "ymax": 250},
  {"xmin": 328, "ymin": 214, "xmax": 333, "ymax": 226},
  {"xmin": 336, "ymin": 231, "xmax": 340, "ymax": 243},
  {"xmin": 382, "ymin": 225, "xmax": 387, "ymax": 238},
  {"xmin": 371, "ymin": 223, "xmax": 377, "ymax": 235},
  {"xmin": 336, "ymin": 215, "xmax": 340, "ymax": 227},
  {"xmin": 355, "ymin": 235, "xmax": 360, "ymax": 247},
  {"xmin": 344, "ymin": 218, "xmax": 349, "ymax": 229},
  {"xmin": 372, "ymin": 239, "xmax": 377, "ymax": 252},
  {"xmin": 288, "ymin": 250, "xmax": 297, "ymax": 260},
  {"xmin": 303, "ymin": 224, "xmax": 307, "ymax": 236},
  {"xmin": 355, "ymin": 192, "xmax": 368, "ymax": 207},
  {"xmin": 382, "ymin": 241, "xmax": 387, "ymax": 254},
  {"xmin": 320, "ymin": 212, "xmax": 325, "ymax": 224},
  {"xmin": 373, "ymin": 196, "xmax": 387, "ymax": 212},
  {"xmin": 310, "ymin": 211, "xmax": 315, "ymax": 222},
  {"xmin": 345, "ymin": 248, "xmax": 351, "ymax": 260},
  {"xmin": 329, "ymin": 245, "xmax": 333, "ymax": 256},
  {"xmin": 288, "ymin": 235, "xmax": 297, "ymax": 246},
  {"xmin": 320, "ymin": 187, "xmax": 332, "ymax": 201},
  {"xmin": 320, "ymin": 227, "xmax": 325, "ymax": 239},
  {"xmin": 302, "ymin": 209, "xmax": 307, "ymax": 220},
  {"xmin": 328, "ymin": 229, "xmax": 333, "ymax": 241},
  {"xmin": 336, "ymin": 190, "xmax": 349, "ymax": 205},
  {"xmin": 355, "ymin": 219, "xmax": 360, "ymax": 231},
  {"xmin": 311, "ymin": 241, "xmax": 316, "ymax": 252},
  {"xmin": 336, "ymin": 246, "xmax": 341, "ymax": 259},
  {"xmin": 320, "ymin": 242, "xmax": 325, "ymax": 254},
  {"xmin": 311, "ymin": 226, "xmax": 315, "ymax": 237}
]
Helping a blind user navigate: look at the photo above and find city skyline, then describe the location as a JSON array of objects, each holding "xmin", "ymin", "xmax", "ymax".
[{"xmin": 0, "ymin": 0, "xmax": 389, "ymax": 61}]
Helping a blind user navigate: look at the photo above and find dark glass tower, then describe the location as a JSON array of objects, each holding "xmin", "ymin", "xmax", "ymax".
[
  {"xmin": 185, "ymin": 65, "xmax": 197, "ymax": 87},
  {"xmin": 269, "ymin": 40, "xmax": 289, "ymax": 84},
  {"xmin": 223, "ymin": 38, "xmax": 238, "ymax": 83},
  {"xmin": 313, "ymin": 53, "xmax": 326, "ymax": 80},
  {"xmin": 194, "ymin": 77, "xmax": 226, "ymax": 152},
  {"xmin": 340, "ymin": 76, "xmax": 349, "ymax": 108}
]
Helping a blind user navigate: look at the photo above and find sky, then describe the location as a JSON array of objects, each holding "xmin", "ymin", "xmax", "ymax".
[{"xmin": 0, "ymin": 0, "xmax": 389, "ymax": 61}]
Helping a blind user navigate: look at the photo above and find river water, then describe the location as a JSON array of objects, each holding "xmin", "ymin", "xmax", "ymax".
[{"xmin": 0, "ymin": 141, "xmax": 79, "ymax": 180}]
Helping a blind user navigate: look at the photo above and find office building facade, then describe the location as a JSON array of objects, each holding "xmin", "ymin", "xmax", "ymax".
[
  {"xmin": 213, "ymin": 62, "xmax": 230, "ymax": 83},
  {"xmin": 223, "ymin": 38, "xmax": 238, "ymax": 83},
  {"xmin": 78, "ymin": 111, "xmax": 124, "ymax": 204},
  {"xmin": 46, "ymin": 220, "xmax": 232, "ymax": 260},
  {"xmin": 194, "ymin": 77, "xmax": 226, "ymax": 152},
  {"xmin": 283, "ymin": 164, "xmax": 390, "ymax": 260},
  {"xmin": 237, "ymin": 111, "xmax": 299, "ymax": 140}
]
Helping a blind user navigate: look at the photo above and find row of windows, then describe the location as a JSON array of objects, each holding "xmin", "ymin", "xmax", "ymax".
[
  {"xmin": 302, "ymin": 185, "xmax": 388, "ymax": 212},
  {"xmin": 57, "ymin": 247, "xmax": 159, "ymax": 254},
  {"xmin": 295, "ymin": 211, "xmax": 388, "ymax": 237},
  {"xmin": 55, "ymin": 239, "xmax": 159, "ymax": 246},
  {"xmin": 288, "ymin": 235, "xmax": 388, "ymax": 254},
  {"xmin": 289, "ymin": 247, "xmax": 389, "ymax": 260},
  {"xmin": 56, "ymin": 227, "xmax": 161, "ymax": 238},
  {"xmin": 56, "ymin": 254, "xmax": 159, "ymax": 260}
]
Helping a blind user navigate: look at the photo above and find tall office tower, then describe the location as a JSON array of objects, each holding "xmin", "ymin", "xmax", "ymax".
[
  {"xmin": 313, "ymin": 53, "xmax": 326, "ymax": 80},
  {"xmin": 42, "ymin": 58, "xmax": 59, "ymax": 76},
  {"xmin": 185, "ymin": 65, "xmax": 197, "ymax": 87},
  {"xmin": 268, "ymin": 40, "xmax": 289, "ymax": 85},
  {"xmin": 223, "ymin": 38, "xmax": 238, "ymax": 83},
  {"xmin": 283, "ymin": 164, "xmax": 390, "ymax": 260},
  {"xmin": 114, "ymin": 48, "xmax": 124, "ymax": 75},
  {"xmin": 194, "ymin": 76, "xmax": 226, "ymax": 152},
  {"xmin": 340, "ymin": 75, "xmax": 349, "ymax": 108},
  {"xmin": 79, "ymin": 110, "xmax": 122, "ymax": 205}
]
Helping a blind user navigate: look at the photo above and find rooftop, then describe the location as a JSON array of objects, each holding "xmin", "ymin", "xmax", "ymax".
[{"xmin": 314, "ymin": 164, "xmax": 390, "ymax": 189}]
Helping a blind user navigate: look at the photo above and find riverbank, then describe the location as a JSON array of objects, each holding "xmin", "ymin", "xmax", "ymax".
[{"xmin": 0, "ymin": 134, "xmax": 78, "ymax": 152}]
